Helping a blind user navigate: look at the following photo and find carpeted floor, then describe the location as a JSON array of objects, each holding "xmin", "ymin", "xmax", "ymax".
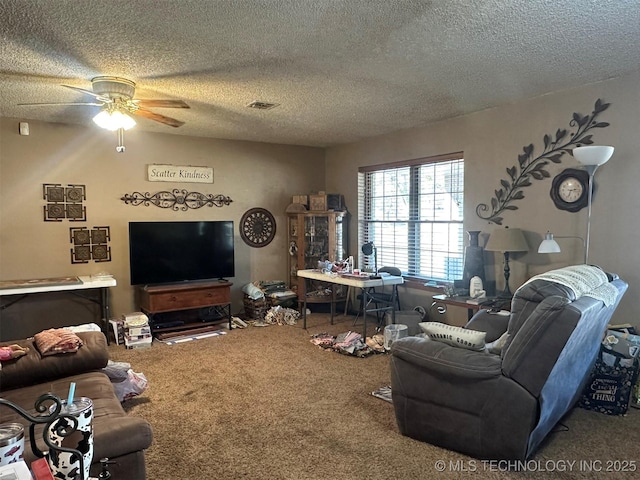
[{"xmin": 109, "ymin": 313, "xmax": 640, "ymax": 479}]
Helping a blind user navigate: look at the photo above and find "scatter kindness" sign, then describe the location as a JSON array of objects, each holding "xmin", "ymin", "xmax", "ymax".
[{"xmin": 147, "ymin": 164, "xmax": 214, "ymax": 184}]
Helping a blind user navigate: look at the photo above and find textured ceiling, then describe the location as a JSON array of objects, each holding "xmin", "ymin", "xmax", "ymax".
[{"xmin": 1, "ymin": 0, "xmax": 639, "ymax": 147}]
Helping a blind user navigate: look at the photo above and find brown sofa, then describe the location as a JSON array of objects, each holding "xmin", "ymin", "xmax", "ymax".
[{"xmin": 0, "ymin": 331, "xmax": 152, "ymax": 479}]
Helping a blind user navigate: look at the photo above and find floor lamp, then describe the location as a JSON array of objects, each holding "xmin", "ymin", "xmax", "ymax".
[
  {"xmin": 572, "ymin": 146, "xmax": 614, "ymax": 264},
  {"xmin": 537, "ymin": 231, "xmax": 585, "ymax": 256},
  {"xmin": 485, "ymin": 226, "xmax": 529, "ymax": 298}
]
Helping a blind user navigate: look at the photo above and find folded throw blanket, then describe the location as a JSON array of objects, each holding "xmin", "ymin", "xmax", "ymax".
[
  {"xmin": 519, "ymin": 265, "xmax": 618, "ymax": 306},
  {"xmin": 34, "ymin": 328, "xmax": 84, "ymax": 356}
]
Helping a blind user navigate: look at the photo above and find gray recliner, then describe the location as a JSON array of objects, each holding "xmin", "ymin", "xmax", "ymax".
[{"xmin": 390, "ymin": 265, "xmax": 628, "ymax": 460}]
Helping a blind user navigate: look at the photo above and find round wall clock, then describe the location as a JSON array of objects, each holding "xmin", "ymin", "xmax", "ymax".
[
  {"xmin": 240, "ymin": 208, "xmax": 276, "ymax": 247},
  {"xmin": 550, "ymin": 168, "xmax": 591, "ymax": 212}
]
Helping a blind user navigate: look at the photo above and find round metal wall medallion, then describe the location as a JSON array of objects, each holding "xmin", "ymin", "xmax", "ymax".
[{"xmin": 240, "ymin": 208, "xmax": 276, "ymax": 247}]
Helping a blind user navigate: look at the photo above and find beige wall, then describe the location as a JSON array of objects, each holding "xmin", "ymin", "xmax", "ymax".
[
  {"xmin": 0, "ymin": 118, "xmax": 325, "ymax": 330},
  {"xmin": 325, "ymin": 71, "xmax": 640, "ymax": 326},
  {"xmin": 2, "ymin": 71, "xmax": 639, "ymax": 334}
]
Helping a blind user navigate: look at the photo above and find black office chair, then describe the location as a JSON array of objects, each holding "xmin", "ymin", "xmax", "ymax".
[
  {"xmin": 367, "ymin": 266, "xmax": 402, "ymax": 311},
  {"xmin": 353, "ymin": 266, "xmax": 402, "ymax": 327}
]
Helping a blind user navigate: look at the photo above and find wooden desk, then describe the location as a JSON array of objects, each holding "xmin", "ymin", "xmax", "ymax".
[
  {"xmin": 0, "ymin": 275, "xmax": 116, "ymax": 340},
  {"xmin": 297, "ymin": 269, "xmax": 404, "ymax": 338}
]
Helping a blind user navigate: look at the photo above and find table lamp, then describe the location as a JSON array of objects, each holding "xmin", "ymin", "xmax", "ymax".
[{"xmin": 485, "ymin": 226, "xmax": 529, "ymax": 297}]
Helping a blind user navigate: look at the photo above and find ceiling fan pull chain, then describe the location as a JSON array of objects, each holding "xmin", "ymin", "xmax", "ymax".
[{"xmin": 116, "ymin": 128, "xmax": 125, "ymax": 153}]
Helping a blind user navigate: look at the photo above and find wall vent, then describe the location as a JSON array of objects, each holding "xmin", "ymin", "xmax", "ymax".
[{"xmin": 246, "ymin": 100, "xmax": 280, "ymax": 110}]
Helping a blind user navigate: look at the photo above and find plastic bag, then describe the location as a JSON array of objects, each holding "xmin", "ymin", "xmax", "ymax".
[{"xmin": 112, "ymin": 369, "xmax": 149, "ymax": 402}]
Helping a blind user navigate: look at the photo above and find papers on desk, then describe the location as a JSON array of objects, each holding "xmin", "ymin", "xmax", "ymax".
[
  {"xmin": 339, "ymin": 272, "xmax": 393, "ymax": 280},
  {"xmin": 0, "ymin": 460, "xmax": 33, "ymax": 480},
  {"xmin": 466, "ymin": 297, "xmax": 485, "ymax": 305},
  {"xmin": 339, "ymin": 273, "xmax": 372, "ymax": 280}
]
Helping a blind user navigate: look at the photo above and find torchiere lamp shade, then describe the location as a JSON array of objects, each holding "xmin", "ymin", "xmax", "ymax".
[{"xmin": 572, "ymin": 146, "xmax": 614, "ymax": 166}]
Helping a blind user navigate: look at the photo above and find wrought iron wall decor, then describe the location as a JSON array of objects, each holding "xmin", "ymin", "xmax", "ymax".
[
  {"xmin": 43, "ymin": 184, "xmax": 86, "ymax": 221},
  {"xmin": 120, "ymin": 189, "xmax": 233, "ymax": 210},
  {"xmin": 70, "ymin": 226, "xmax": 111, "ymax": 263},
  {"xmin": 476, "ymin": 98, "xmax": 610, "ymax": 225}
]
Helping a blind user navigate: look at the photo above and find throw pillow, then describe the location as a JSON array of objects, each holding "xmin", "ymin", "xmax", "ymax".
[
  {"xmin": 419, "ymin": 322, "xmax": 486, "ymax": 351},
  {"xmin": 34, "ymin": 328, "xmax": 83, "ymax": 356}
]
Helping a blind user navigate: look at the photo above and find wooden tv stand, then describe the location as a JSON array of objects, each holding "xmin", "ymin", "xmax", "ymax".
[{"xmin": 138, "ymin": 280, "xmax": 233, "ymax": 333}]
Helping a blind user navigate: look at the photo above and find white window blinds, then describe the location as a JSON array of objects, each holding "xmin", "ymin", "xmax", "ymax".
[{"xmin": 358, "ymin": 154, "xmax": 464, "ymax": 282}]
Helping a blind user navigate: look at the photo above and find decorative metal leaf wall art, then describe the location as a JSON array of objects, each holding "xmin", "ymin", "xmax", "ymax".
[
  {"xmin": 120, "ymin": 189, "xmax": 233, "ymax": 210},
  {"xmin": 476, "ymin": 99, "xmax": 610, "ymax": 225}
]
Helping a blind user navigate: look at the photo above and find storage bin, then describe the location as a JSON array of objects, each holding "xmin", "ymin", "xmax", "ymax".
[
  {"xmin": 384, "ymin": 324, "xmax": 408, "ymax": 350},
  {"xmin": 243, "ymin": 295, "xmax": 268, "ymax": 320}
]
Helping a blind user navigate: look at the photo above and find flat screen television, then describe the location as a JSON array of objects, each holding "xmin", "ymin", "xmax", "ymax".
[{"xmin": 129, "ymin": 221, "xmax": 235, "ymax": 285}]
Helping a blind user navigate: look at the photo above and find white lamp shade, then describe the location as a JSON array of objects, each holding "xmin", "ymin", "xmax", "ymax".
[
  {"xmin": 572, "ymin": 146, "xmax": 614, "ymax": 166},
  {"xmin": 538, "ymin": 232, "xmax": 561, "ymax": 253}
]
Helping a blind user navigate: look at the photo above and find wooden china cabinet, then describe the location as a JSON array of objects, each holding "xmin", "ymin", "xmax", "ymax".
[{"xmin": 287, "ymin": 211, "xmax": 348, "ymax": 308}]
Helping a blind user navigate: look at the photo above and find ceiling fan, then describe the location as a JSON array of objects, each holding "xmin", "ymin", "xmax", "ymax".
[{"xmin": 18, "ymin": 76, "xmax": 189, "ymax": 152}]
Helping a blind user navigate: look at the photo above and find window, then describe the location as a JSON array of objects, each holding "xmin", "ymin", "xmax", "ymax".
[{"xmin": 358, "ymin": 152, "xmax": 464, "ymax": 282}]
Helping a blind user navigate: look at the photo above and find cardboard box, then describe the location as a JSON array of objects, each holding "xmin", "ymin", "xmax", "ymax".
[
  {"xmin": 127, "ymin": 326, "xmax": 152, "ymax": 337},
  {"xmin": 309, "ymin": 194, "xmax": 327, "ymax": 211},
  {"xmin": 125, "ymin": 336, "xmax": 153, "ymax": 349},
  {"xmin": 109, "ymin": 318, "xmax": 125, "ymax": 345},
  {"xmin": 292, "ymin": 195, "xmax": 308, "ymax": 206}
]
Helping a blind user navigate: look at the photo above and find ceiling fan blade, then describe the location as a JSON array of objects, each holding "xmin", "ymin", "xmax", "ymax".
[
  {"xmin": 61, "ymin": 85, "xmax": 111, "ymax": 103},
  {"xmin": 18, "ymin": 101, "xmax": 103, "ymax": 107},
  {"xmin": 133, "ymin": 108, "xmax": 185, "ymax": 128},
  {"xmin": 134, "ymin": 99, "xmax": 190, "ymax": 109}
]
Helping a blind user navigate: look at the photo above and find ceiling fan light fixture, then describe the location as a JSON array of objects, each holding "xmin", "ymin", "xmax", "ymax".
[{"xmin": 93, "ymin": 108, "xmax": 136, "ymax": 131}]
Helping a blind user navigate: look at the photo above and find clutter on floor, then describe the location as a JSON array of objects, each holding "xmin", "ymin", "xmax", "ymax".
[
  {"xmin": 102, "ymin": 360, "xmax": 149, "ymax": 402},
  {"xmin": 121, "ymin": 312, "xmax": 152, "ymax": 349},
  {"xmin": 231, "ymin": 316, "xmax": 248, "ymax": 329},
  {"xmin": 578, "ymin": 324, "xmax": 640, "ymax": 415},
  {"xmin": 371, "ymin": 385, "xmax": 393, "ymax": 403},
  {"xmin": 264, "ymin": 305, "xmax": 299, "ymax": 325},
  {"xmin": 310, "ymin": 331, "xmax": 385, "ymax": 357},
  {"xmin": 242, "ymin": 280, "xmax": 297, "ymax": 321}
]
